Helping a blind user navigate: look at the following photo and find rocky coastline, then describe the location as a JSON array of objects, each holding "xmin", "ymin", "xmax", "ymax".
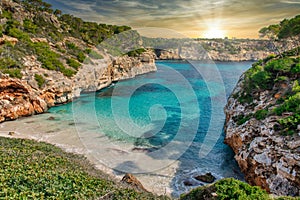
[
  {"xmin": 0, "ymin": 51, "xmax": 156, "ymax": 123},
  {"xmin": 224, "ymin": 56, "xmax": 300, "ymax": 196}
]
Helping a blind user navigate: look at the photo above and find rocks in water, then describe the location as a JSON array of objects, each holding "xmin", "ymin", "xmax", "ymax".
[
  {"xmin": 194, "ymin": 173, "xmax": 216, "ymax": 183},
  {"xmin": 121, "ymin": 173, "xmax": 148, "ymax": 192},
  {"xmin": 183, "ymin": 179, "xmax": 201, "ymax": 187}
]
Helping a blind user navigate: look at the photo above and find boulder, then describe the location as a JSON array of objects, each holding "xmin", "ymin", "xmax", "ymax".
[
  {"xmin": 121, "ymin": 173, "xmax": 148, "ymax": 192},
  {"xmin": 194, "ymin": 173, "xmax": 216, "ymax": 183}
]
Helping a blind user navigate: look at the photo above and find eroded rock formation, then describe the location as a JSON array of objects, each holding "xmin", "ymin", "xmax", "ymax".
[
  {"xmin": 224, "ymin": 74, "xmax": 300, "ymax": 196},
  {"xmin": 0, "ymin": 51, "xmax": 156, "ymax": 122}
]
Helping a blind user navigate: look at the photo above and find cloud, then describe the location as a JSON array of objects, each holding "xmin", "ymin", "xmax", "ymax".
[{"xmin": 44, "ymin": 0, "xmax": 300, "ymax": 38}]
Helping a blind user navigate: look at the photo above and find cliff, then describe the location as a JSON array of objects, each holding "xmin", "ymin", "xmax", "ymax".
[
  {"xmin": 144, "ymin": 38, "xmax": 292, "ymax": 61},
  {"xmin": 224, "ymin": 48, "xmax": 300, "ymax": 196},
  {"xmin": 0, "ymin": 0, "xmax": 156, "ymax": 122}
]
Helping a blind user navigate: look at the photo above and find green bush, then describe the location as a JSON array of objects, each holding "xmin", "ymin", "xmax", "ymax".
[
  {"xmin": 254, "ymin": 109, "xmax": 269, "ymax": 120},
  {"xmin": 265, "ymin": 58, "xmax": 294, "ymax": 73},
  {"xmin": 0, "ymin": 57, "xmax": 17, "ymax": 69},
  {"xmin": 7, "ymin": 27, "xmax": 30, "ymax": 42},
  {"xmin": 23, "ymin": 19, "xmax": 38, "ymax": 33},
  {"xmin": 238, "ymin": 93, "xmax": 253, "ymax": 104},
  {"xmin": 292, "ymin": 62, "xmax": 300, "ymax": 74},
  {"xmin": 127, "ymin": 48, "xmax": 146, "ymax": 57},
  {"xmin": 292, "ymin": 80, "xmax": 300, "ymax": 93},
  {"xmin": 273, "ymin": 93, "xmax": 300, "ymax": 116},
  {"xmin": 180, "ymin": 178, "xmax": 269, "ymax": 200},
  {"xmin": 0, "ymin": 9, "xmax": 13, "ymax": 19},
  {"xmin": 67, "ymin": 58, "xmax": 81, "ymax": 70},
  {"xmin": 233, "ymin": 114, "xmax": 253, "ymax": 125},
  {"xmin": 61, "ymin": 68, "xmax": 76, "ymax": 78},
  {"xmin": 1, "ymin": 69, "xmax": 22, "ymax": 78},
  {"xmin": 278, "ymin": 114, "xmax": 300, "ymax": 135},
  {"xmin": 32, "ymin": 42, "xmax": 64, "ymax": 70},
  {"xmin": 34, "ymin": 74, "xmax": 45, "ymax": 88},
  {"xmin": 275, "ymin": 76, "xmax": 289, "ymax": 82},
  {"xmin": 66, "ymin": 42, "xmax": 78, "ymax": 50},
  {"xmin": 77, "ymin": 51, "xmax": 86, "ymax": 63},
  {"xmin": 215, "ymin": 178, "xmax": 269, "ymax": 200}
]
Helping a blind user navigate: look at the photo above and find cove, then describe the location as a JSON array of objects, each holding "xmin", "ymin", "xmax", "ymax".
[{"xmin": 47, "ymin": 60, "xmax": 252, "ymax": 196}]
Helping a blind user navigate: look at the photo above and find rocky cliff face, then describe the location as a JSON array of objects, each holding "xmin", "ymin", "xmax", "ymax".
[
  {"xmin": 0, "ymin": 51, "xmax": 156, "ymax": 122},
  {"xmin": 0, "ymin": 0, "xmax": 156, "ymax": 122},
  {"xmin": 147, "ymin": 39, "xmax": 292, "ymax": 61},
  {"xmin": 224, "ymin": 52, "xmax": 300, "ymax": 196}
]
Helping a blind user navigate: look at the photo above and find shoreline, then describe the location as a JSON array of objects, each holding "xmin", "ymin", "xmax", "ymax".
[{"xmin": 0, "ymin": 114, "xmax": 178, "ymax": 197}]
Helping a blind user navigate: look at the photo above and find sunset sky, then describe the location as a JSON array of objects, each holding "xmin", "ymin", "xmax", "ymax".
[{"xmin": 45, "ymin": 0, "xmax": 300, "ymax": 39}]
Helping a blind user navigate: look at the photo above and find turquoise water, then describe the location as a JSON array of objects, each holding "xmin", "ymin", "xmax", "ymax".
[{"xmin": 49, "ymin": 60, "xmax": 252, "ymax": 195}]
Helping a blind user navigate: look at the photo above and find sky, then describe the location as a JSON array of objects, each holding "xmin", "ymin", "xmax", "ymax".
[{"xmin": 45, "ymin": 0, "xmax": 300, "ymax": 39}]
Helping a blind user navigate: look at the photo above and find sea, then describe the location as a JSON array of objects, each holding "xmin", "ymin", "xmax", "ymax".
[{"xmin": 0, "ymin": 60, "xmax": 252, "ymax": 197}]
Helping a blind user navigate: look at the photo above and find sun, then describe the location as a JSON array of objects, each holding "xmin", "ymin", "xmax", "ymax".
[{"xmin": 203, "ymin": 27, "xmax": 226, "ymax": 39}]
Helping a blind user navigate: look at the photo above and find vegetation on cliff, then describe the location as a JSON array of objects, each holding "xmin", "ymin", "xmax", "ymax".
[
  {"xmin": 181, "ymin": 178, "xmax": 299, "ymax": 200},
  {"xmin": 0, "ymin": 0, "xmax": 130, "ymax": 78},
  {"xmin": 234, "ymin": 49, "xmax": 299, "ymax": 135},
  {"xmin": 234, "ymin": 45, "xmax": 299, "ymax": 135}
]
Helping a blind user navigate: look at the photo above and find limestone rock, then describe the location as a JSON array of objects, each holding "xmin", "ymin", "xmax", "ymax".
[
  {"xmin": 0, "ymin": 78, "xmax": 48, "ymax": 122},
  {"xmin": 121, "ymin": 173, "xmax": 148, "ymax": 192},
  {"xmin": 194, "ymin": 173, "xmax": 216, "ymax": 183},
  {"xmin": 224, "ymin": 67, "xmax": 300, "ymax": 196}
]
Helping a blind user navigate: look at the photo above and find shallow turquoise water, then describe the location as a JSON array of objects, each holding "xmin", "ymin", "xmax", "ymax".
[{"xmin": 49, "ymin": 60, "xmax": 252, "ymax": 194}]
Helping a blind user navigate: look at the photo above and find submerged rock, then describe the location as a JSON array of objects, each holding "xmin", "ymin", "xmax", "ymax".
[{"xmin": 194, "ymin": 173, "xmax": 216, "ymax": 183}]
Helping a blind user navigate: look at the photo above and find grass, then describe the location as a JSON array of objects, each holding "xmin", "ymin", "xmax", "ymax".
[{"xmin": 0, "ymin": 137, "xmax": 168, "ymax": 200}]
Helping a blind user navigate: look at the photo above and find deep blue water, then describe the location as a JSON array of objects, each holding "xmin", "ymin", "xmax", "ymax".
[{"xmin": 49, "ymin": 60, "xmax": 252, "ymax": 194}]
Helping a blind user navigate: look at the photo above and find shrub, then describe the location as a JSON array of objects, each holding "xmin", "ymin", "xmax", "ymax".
[
  {"xmin": 0, "ymin": 57, "xmax": 17, "ymax": 69},
  {"xmin": 7, "ymin": 27, "xmax": 30, "ymax": 42},
  {"xmin": 1, "ymin": 69, "xmax": 22, "ymax": 78},
  {"xmin": 265, "ymin": 58, "xmax": 294, "ymax": 73},
  {"xmin": 238, "ymin": 93, "xmax": 253, "ymax": 104},
  {"xmin": 292, "ymin": 80, "xmax": 300, "ymax": 93},
  {"xmin": 215, "ymin": 178, "xmax": 269, "ymax": 200},
  {"xmin": 233, "ymin": 114, "xmax": 253, "ymax": 125},
  {"xmin": 127, "ymin": 48, "xmax": 146, "ymax": 57},
  {"xmin": 250, "ymin": 70, "xmax": 272, "ymax": 90},
  {"xmin": 61, "ymin": 68, "xmax": 76, "ymax": 78},
  {"xmin": 291, "ymin": 62, "xmax": 300, "ymax": 74},
  {"xmin": 273, "ymin": 93, "xmax": 300, "ymax": 116},
  {"xmin": 278, "ymin": 114, "xmax": 300, "ymax": 135},
  {"xmin": 67, "ymin": 58, "xmax": 81, "ymax": 70},
  {"xmin": 77, "ymin": 52, "xmax": 86, "ymax": 63},
  {"xmin": 23, "ymin": 19, "xmax": 38, "ymax": 33},
  {"xmin": 66, "ymin": 42, "xmax": 78, "ymax": 50},
  {"xmin": 275, "ymin": 76, "xmax": 289, "ymax": 82},
  {"xmin": 180, "ymin": 178, "xmax": 269, "ymax": 200},
  {"xmin": 1, "ymin": 9, "xmax": 13, "ymax": 19},
  {"xmin": 254, "ymin": 109, "xmax": 268, "ymax": 120},
  {"xmin": 34, "ymin": 74, "xmax": 45, "ymax": 88}
]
